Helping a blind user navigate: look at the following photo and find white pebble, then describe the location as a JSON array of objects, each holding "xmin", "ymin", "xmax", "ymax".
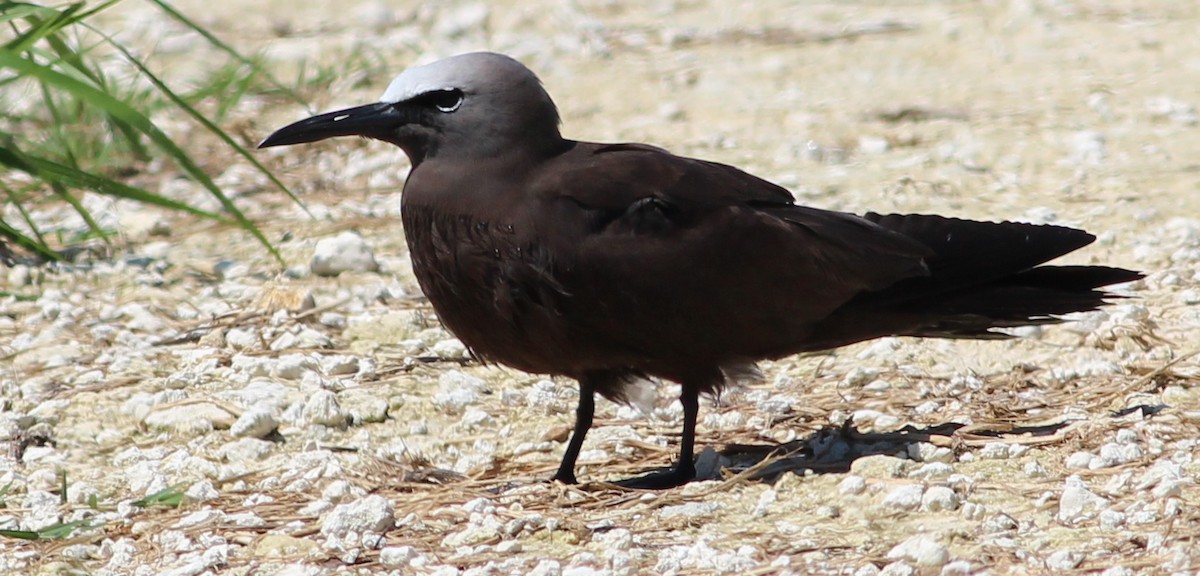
[
  {"xmin": 1023, "ymin": 461, "xmax": 1048, "ymax": 478},
  {"xmin": 978, "ymin": 442, "xmax": 1012, "ymax": 459},
  {"xmin": 939, "ymin": 560, "xmax": 975, "ymax": 575},
  {"xmin": 879, "ymin": 560, "xmax": 917, "ymax": 576},
  {"xmin": 1058, "ymin": 476, "xmax": 1108, "ymax": 524},
  {"xmin": 1045, "ymin": 549, "xmax": 1082, "ymax": 570},
  {"xmin": 311, "ymin": 232, "xmax": 379, "ymax": 276},
  {"xmin": 839, "ymin": 475, "xmax": 867, "ymax": 495},
  {"xmin": 303, "ymin": 390, "xmax": 346, "ymax": 427},
  {"xmin": 496, "ymin": 540, "xmax": 522, "ymax": 554},
  {"xmin": 1065, "ymin": 451, "xmax": 1095, "ymax": 469},
  {"xmin": 882, "ymin": 484, "xmax": 925, "ymax": 511},
  {"xmin": 230, "ymin": 408, "xmax": 277, "ymax": 438},
  {"xmin": 921, "ymin": 486, "xmax": 960, "ymax": 512},
  {"xmin": 433, "ymin": 370, "xmax": 488, "ymax": 414},
  {"xmin": 886, "ymin": 535, "xmax": 949, "ymax": 567},
  {"xmin": 379, "ymin": 545, "xmax": 419, "ymax": 567},
  {"xmin": 320, "ymin": 494, "xmax": 395, "ymax": 540}
]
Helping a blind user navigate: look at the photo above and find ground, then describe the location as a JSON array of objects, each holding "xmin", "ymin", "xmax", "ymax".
[{"xmin": 2, "ymin": 1, "xmax": 1199, "ymax": 575}]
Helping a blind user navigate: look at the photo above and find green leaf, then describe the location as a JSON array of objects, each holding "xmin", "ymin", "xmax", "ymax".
[
  {"xmin": 132, "ymin": 484, "xmax": 186, "ymax": 508},
  {"xmin": 92, "ymin": 30, "xmax": 311, "ymax": 218},
  {"xmin": 0, "ymin": 48, "xmax": 282, "ymax": 262},
  {"xmin": 0, "ymin": 519, "xmax": 94, "ymax": 541},
  {"xmin": 0, "ymin": 145, "xmax": 228, "ymax": 221},
  {"xmin": 146, "ymin": 0, "xmax": 305, "ymax": 106}
]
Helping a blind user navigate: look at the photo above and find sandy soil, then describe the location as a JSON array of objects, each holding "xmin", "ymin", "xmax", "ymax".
[{"xmin": 2, "ymin": 1, "xmax": 1199, "ymax": 574}]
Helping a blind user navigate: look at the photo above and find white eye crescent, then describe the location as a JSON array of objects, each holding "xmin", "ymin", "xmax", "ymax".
[{"xmin": 429, "ymin": 89, "xmax": 464, "ymax": 113}]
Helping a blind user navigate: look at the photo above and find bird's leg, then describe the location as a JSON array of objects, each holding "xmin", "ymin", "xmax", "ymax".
[
  {"xmin": 551, "ymin": 376, "xmax": 596, "ymax": 484},
  {"xmin": 614, "ymin": 381, "xmax": 700, "ymax": 489}
]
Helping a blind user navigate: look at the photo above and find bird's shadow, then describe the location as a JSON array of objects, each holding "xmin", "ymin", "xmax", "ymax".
[
  {"xmin": 709, "ymin": 422, "xmax": 966, "ymax": 483},
  {"xmin": 706, "ymin": 409, "xmax": 1158, "ymax": 484}
]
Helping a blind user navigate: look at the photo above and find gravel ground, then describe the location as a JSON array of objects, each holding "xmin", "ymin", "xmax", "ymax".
[{"xmin": 3, "ymin": 1, "xmax": 1200, "ymax": 575}]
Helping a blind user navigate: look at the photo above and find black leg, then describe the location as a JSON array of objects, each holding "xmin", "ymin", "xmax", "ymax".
[
  {"xmin": 614, "ymin": 381, "xmax": 701, "ymax": 489},
  {"xmin": 675, "ymin": 381, "xmax": 700, "ymax": 480},
  {"xmin": 551, "ymin": 376, "xmax": 596, "ymax": 484}
]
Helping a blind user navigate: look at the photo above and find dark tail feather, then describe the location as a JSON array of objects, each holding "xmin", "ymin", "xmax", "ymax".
[
  {"xmin": 861, "ymin": 213, "xmax": 1101, "ymax": 299},
  {"xmin": 838, "ymin": 214, "xmax": 1143, "ymax": 341},
  {"xmin": 900, "ymin": 266, "xmax": 1141, "ymax": 338}
]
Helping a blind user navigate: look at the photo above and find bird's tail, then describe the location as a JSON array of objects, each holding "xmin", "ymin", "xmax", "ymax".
[{"xmin": 831, "ymin": 213, "xmax": 1143, "ymax": 340}]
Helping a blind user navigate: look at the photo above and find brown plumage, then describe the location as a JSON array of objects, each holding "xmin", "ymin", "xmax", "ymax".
[{"xmin": 261, "ymin": 52, "xmax": 1142, "ymax": 488}]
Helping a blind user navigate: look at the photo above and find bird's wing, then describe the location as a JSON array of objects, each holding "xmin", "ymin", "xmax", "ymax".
[{"xmin": 533, "ymin": 144, "xmax": 933, "ymax": 366}]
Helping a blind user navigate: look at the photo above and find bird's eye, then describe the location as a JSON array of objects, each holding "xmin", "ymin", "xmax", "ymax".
[{"xmin": 422, "ymin": 89, "xmax": 463, "ymax": 113}]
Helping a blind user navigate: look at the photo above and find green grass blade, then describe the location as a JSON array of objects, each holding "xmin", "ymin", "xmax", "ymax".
[
  {"xmin": 0, "ymin": 49, "xmax": 283, "ymax": 263},
  {"xmin": 49, "ymin": 181, "xmax": 109, "ymax": 244},
  {"xmin": 0, "ymin": 529, "xmax": 41, "ymax": 541},
  {"xmin": 0, "ymin": 146, "xmax": 229, "ymax": 221},
  {"xmin": 0, "ymin": 181, "xmax": 48, "ymax": 245},
  {"xmin": 0, "ymin": 2, "xmax": 85, "ymax": 52},
  {"xmin": 132, "ymin": 484, "xmax": 186, "ymax": 508},
  {"xmin": 94, "ymin": 32, "xmax": 311, "ymax": 217},
  {"xmin": 0, "ymin": 216, "xmax": 59, "ymax": 261},
  {"xmin": 0, "ymin": 519, "xmax": 93, "ymax": 541},
  {"xmin": 147, "ymin": 0, "xmax": 305, "ymax": 105}
]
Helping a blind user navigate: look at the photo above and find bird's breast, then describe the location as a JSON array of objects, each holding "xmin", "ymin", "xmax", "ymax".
[{"xmin": 400, "ymin": 204, "xmax": 573, "ymax": 373}]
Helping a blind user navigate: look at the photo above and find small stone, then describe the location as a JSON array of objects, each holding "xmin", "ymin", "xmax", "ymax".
[
  {"xmin": 60, "ymin": 544, "xmax": 99, "ymax": 560},
  {"xmin": 320, "ymin": 494, "xmax": 395, "ymax": 539},
  {"xmin": 319, "ymin": 312, "xmax": 347, "ymax": 328},
  {"xmin": 303, "ymin": 390, "xmax": 346, "ymax": 427},
  {"xmin": 218, "ymin": 438, "xmax": 274, "ymax": 462},
  {"xmin": 851, "ymin": 455, "xmax": 910, "ymax": 478},
  {"xmin": 225, "ymin": 328, "xmax": 258, "ymax": 350},
  {"xmin": 886, "ymin": 535, "xmax": 949, "ymax": 568},
  {"xmin": 909, "ymin": 462, "xmax": 954, "ymax": 479},
  {"xmin": 858, "ymin": 135, "xmax": 890, "ymax": 155},
  {"xmin": 752, "ymin": 489, "xmax": 777, "ymax": 517},
  {"xmin": 214, "ymin": 259, "xmax": 250, "ymax": 281},
  {"xmin": 1065, "ymin": 451, "xmax": 1095, "ymax": 469},
  {"xmin": 321, "ymin": 355, "xmax": 360, "ymax": 376},
  {"xmin": 433, "ymin": 370, "xmax": 488, "ymax": 414},
  {"xmin": 529, "ymin": 559, "xmax": 562, "ymax": 576},
  {"xmin": 1058, "ymin": 475, "xmax": 1108, "ymax": 524},
  {"xmin": 882, "ymin": 485, "xmax": 925, "ymax": 511},
  {"xmin": 380, "ymin": 545, "xmax": 419, "ymax": 567},
  {"xmin": 978, "ymin": 442, "xmax": 1012, "ymax": 459},
  {"xmin": 1045, "ymin": 549, "xmax": 1082, "ymax": 570},
  {"xmin": 815, "ymin": 505, "xmax": 840, "ymax": 519},
  {"xmin": 658, "ymin": 501, "xmax": 720, "ymax": 520},
  {"xmin": 921, "ymin": 486, "xmax": 960, "ymax": 512},
  {"xmin": 879, "ymin": 560, "xmax": 917, "ymax": 576},
  {"xmin": 940, "ymin": 560, "xmax": 975, "ymax": 576},
  {"xmin": 839, "ymin": 475, "xmax": 867, "ymax": 495},
  {"xmin": 255, "ymin": 534, "xmax": 320, "ymax": 557},
  {"xmin": 1024, "ymin": 461, "xmax": 1048, "ymax": 478},
  {"xmin": 1098, "ymin": 509, "xmax": 1125, "ymax": 530},
  {"xmin": 142, "ymin": 402, "xmax": 236, "ymax": 433},
  {"xmin": 230, "ymin": 408, "xmax": 277, "ymax": 438},
  {"xmin": 344, "ymin": 394, "xmax": 389, "ymax": 424},
  {"xmin": 311, "ymin": 232, "xmax": 379, "ymax": 277},
  {"xmin": 853, "ymin": 564, "xmax": 882, "ymax": 576},
  {"xmin": 851, "ymin": 409, "xmax": 901, "ymax": 430},
  {"xmin": 910, "ymin": 443, "xmax": 955, "ymax": 463},
  {"xmin": 270, "ymin": 354, "xmax": 320, "ymax": 380},
  {"xmin": 185, "ymin": 480, "xmax": 219, "ymax": 502},
  {"xmin": 496, "ymin": 540, "xmax": 522, "ymax": 553}
]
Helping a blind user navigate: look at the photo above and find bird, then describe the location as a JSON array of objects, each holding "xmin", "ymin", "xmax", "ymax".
[{"xmin": 259, "ymin": 52, "xmax": 1142, "ymax": 489}]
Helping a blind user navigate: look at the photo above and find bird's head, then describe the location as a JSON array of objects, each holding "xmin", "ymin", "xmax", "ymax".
[{"xmin": 258, "ymin": 52, "xmax": 564, "ymax": 166}]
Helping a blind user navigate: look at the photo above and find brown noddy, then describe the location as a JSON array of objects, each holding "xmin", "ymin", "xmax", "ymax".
[{"xmin": 260, "ymin": 52, "xmax": 1142, "ymax": 489}]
